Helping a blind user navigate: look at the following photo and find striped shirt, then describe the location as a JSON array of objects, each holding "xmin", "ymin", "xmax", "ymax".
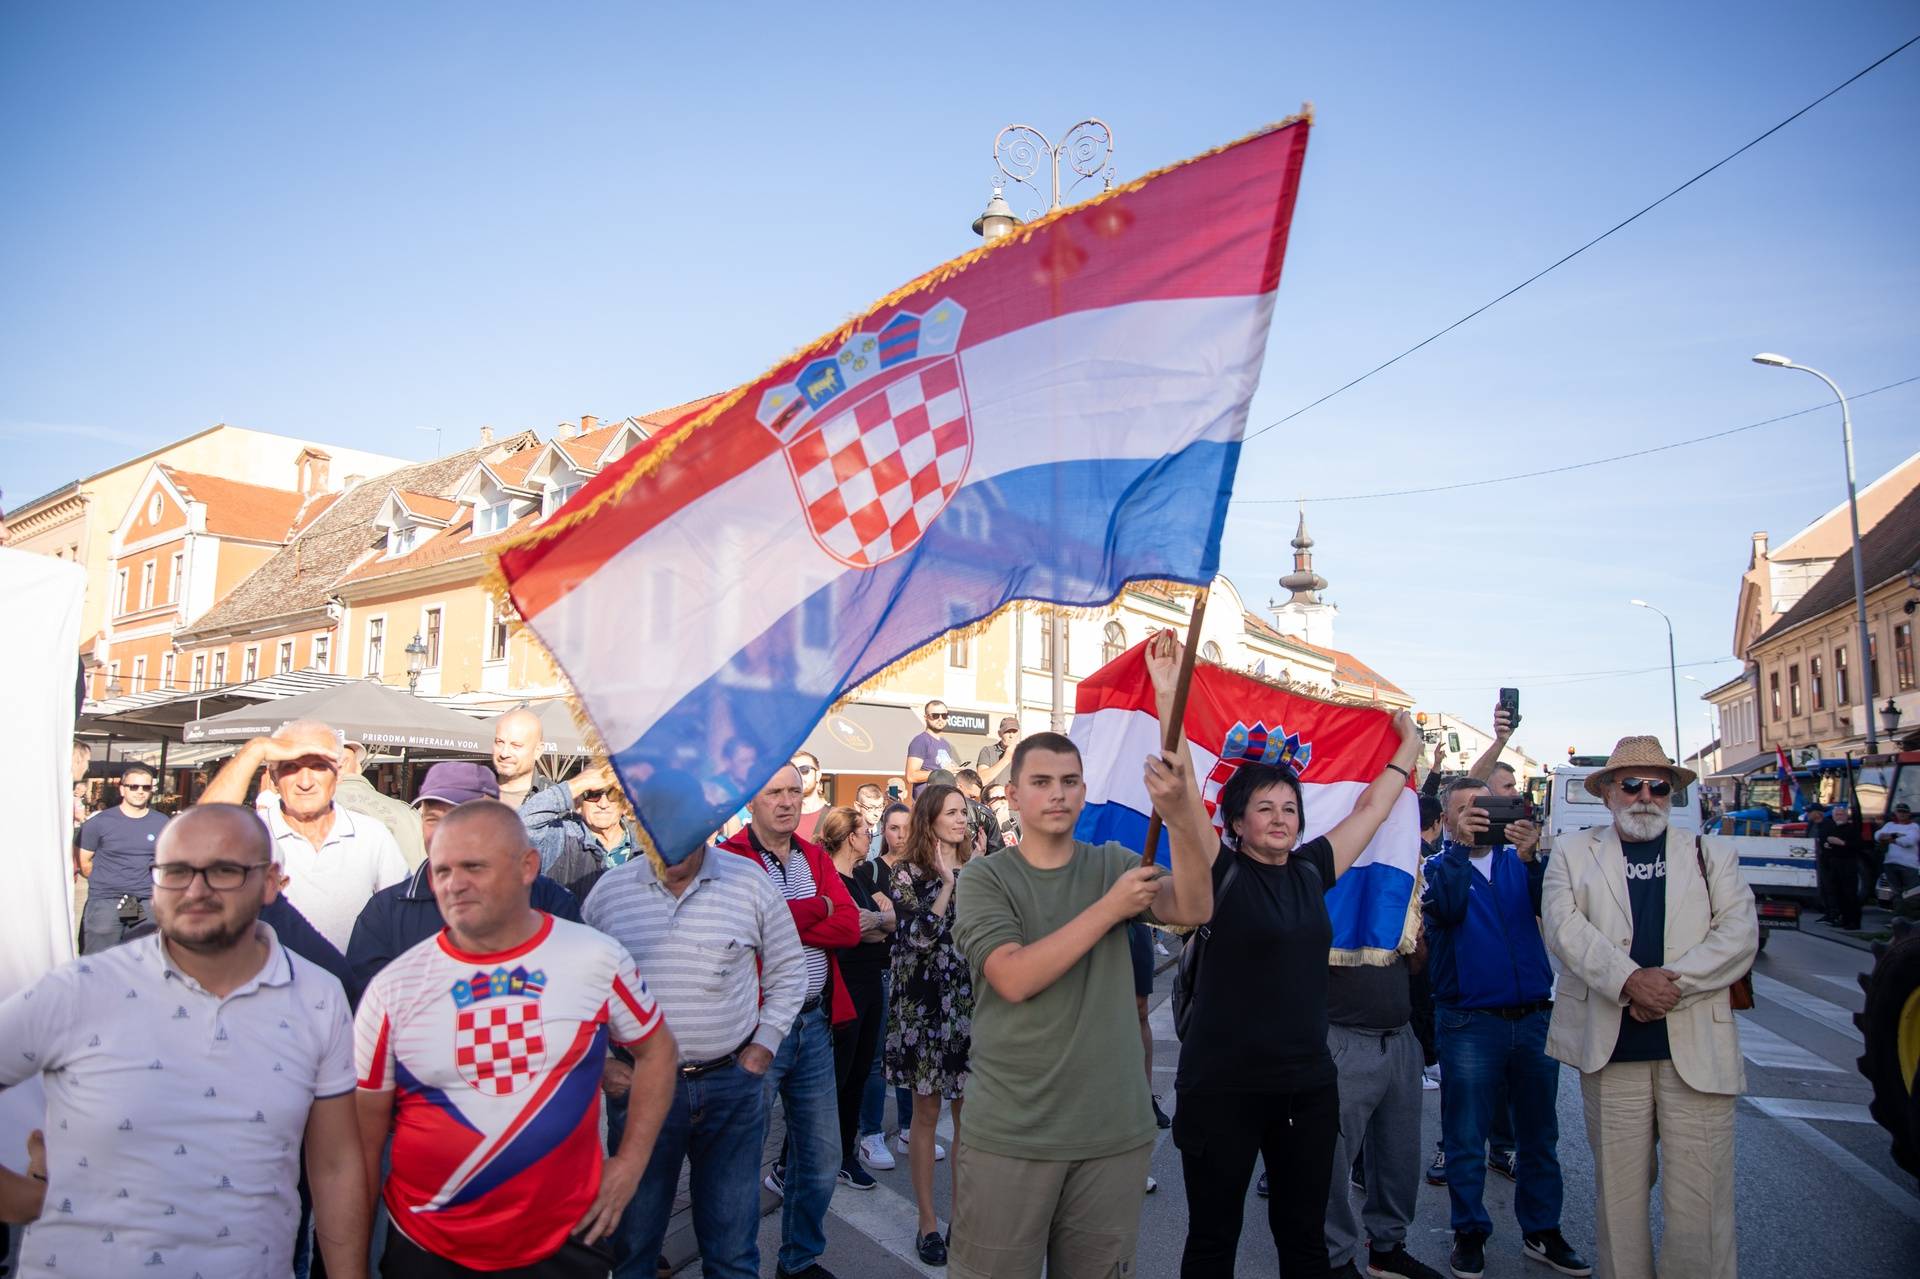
[
  {"xmin": 582, "ymin": 847, "xmax": 807, "ymax": 1061},
  {"xmin": 752, "ymin": 832, "xmax": 831, "ymax": 1000}
]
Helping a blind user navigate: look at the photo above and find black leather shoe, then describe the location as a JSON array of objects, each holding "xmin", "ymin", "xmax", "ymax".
[
  {"xmin": 775, "ymin": 1266, "xmax": 840, "ymax": 1279},
  {"xmin": 1449, "ymin": 1231, "xmax": 1487, "ymax": 1279},
  {"xmin": 917, "ymin": 1231, "xmax": 948, "ymax": 1266}
]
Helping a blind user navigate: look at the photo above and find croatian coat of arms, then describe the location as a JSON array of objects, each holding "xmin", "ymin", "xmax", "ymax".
[
  {"xmin": 1202, "ymin": 722, "xmax": 1312, "ymax": 832},
  {"xmin": 450, "ymin": 964, "xmax": 548, "ymax": 1096},
  {"xmin": 756, "ymin": 299, "xmax": 971, "ymax": 569}
]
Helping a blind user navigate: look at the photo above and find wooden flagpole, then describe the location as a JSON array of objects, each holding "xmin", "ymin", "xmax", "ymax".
[{"xmin": 1141, "ymin": 586, "xmax": 1210, "ymax": 869}]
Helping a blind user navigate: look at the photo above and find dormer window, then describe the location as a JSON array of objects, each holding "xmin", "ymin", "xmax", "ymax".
[
  {"xmin": 475, "ymin": 503, "xmax": 513, "ymax": 535},
  {"xmin": 544, "ymin": 483, "xmax": 583, "ymax": 518},
  {"xmin": 386, "ymin": 525, "xmax": 420, "ymax": 558}
]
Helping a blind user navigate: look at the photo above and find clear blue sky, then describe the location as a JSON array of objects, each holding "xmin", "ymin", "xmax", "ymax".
[{"xmin": 4, "ymin": 2, "xmax": 1916, "ymax": 764}]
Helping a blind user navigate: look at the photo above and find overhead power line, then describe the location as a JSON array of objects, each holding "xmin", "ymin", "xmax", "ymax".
[
  {"xmin": 1243, "ymin": 34, "xmax": 1920, "ymax": 445},
  {"xmin": 1233, "ymin": 374, "xmax": 1920, "ymax": 505},
  {"xmin": 1409, "ymin": 657, "xmax": 1739, "ymax": 693}
]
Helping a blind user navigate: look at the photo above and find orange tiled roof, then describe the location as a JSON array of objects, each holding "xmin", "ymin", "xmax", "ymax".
[
  {"xmin": 487, "ymin": 450, "xmax": 540, "ymax": 488},
  {"xmin": 162, "ymin": 467, "xmax": 306, "ymax": 542},
  {"xmin": 339, "ymin": 506, "xmax": 540, "ymax": 586},
  {"xmin": 636, "ymin": 393, "xmax": 725, "ymax": 431},
  {"xmin": 1290, "ymin": 637, "xmax": 1407, "ymax": 697},
  {"xmin": 393, "ymin": 491, "xmax": 461, "ymax": 523},
  {"xmin": 287, "ymin": 490, "xmax": 342, "ymax": 535}
]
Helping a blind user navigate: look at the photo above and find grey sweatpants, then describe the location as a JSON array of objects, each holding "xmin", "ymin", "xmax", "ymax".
[{"xmin": 1325, "ymin": 1021, "xmax": 1422, "ymax": 1267}]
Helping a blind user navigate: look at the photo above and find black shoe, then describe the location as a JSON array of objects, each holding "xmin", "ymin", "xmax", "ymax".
[
  {"xmin": 837, "ymin": 1159, "xmax": 876, "ymax": 1190},
  {"xmin": 917, "ymin": 1231, "xmax": 949, "ymax": 1265},
  {"xmin": 1152, "ymin": 1093, "xmax": 1173, "ymax": 1129},
  {"xmin": 1369, "ymin": 1242, "xmax": 1446, "ymax": 1279},
  {"xmin": 1522, "ymin": 1229, "xmax": 1592, "ymax": 1276},
  {"xmin": 1350, "ymin": 1160, "xmax": 1366, "ymax": 1192},
  {"xmin": 1488, "ymin": 1147, "xmax": 1517, "ymax": 1182},
  {"xmin": 1331, "ymin": 1263, "xmax": 1363, "ymax": 1279},
  {"xmin": 776, "ymin": 1267, "xmax": 840, "ymax": 1279},
  {"xmin": 763, "ymin": 1161, "xmax": 785, "ymax": 1196},
  {"xmin": 1255, "ymin": 1171, "xmax": 1269, "ymax": 1198},
  {"xmin": 1425, "ymin": 1146, "xmax": 1446, "ymax": 1186},
  {"xmin": 1449, "ymin": 1231, "xmax": 1487, "ymax": 1279}
]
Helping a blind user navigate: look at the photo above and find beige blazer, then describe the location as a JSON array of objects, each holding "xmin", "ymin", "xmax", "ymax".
[{"xmin": 1541, "ymin": 825, "xmax": 1758, "ymax": 1095}]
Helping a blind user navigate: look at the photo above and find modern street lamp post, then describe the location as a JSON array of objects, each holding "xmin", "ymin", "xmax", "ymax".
[
  {"xmin": 1751, "ymin": 354, "xmax": 1877, "ymax": 751},
  {"xmin": 1631, "ymin": 599, "xmax": 1683, "ymax": 767},
  {"xmin": 971, "ymin": 118, "xmax": 1117, "ymax": 730}
]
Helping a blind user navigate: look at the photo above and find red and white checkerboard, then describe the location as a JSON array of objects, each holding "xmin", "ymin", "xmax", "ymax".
[
  {"xmin": 783, "ymin": 358, "xmax": 972, "ymax": 568},
  {"xmin": 454, "ymin": 1001, "xmax": 547, "ymax": 1096}
]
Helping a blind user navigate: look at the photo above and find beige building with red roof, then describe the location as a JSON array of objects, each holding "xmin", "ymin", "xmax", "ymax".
[{"xmin": 4, "ymin": 425, "xmax": 405, "ymax": 691}]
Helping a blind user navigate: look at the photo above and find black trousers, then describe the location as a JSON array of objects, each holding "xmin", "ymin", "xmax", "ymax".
[
  {"xmin": 1175, "ymin": 1081, "xmax": 1341, "ymax": 1278},
  {"xmin": 1821, "ymin": 852, "xmax": 1862, "ymax": 926},
  {"xmin": 833, "ymin": 969, "xmax": 886, "ymax": 1166},
  {"xmin": 379, "ymin": 1230, "xmax": 612, "ymax": 1277}
]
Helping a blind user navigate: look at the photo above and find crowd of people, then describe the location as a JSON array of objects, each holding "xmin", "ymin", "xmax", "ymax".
[{"xmin": 2, "ymin": 634, "xmax": 1762, "ymax": 1279}]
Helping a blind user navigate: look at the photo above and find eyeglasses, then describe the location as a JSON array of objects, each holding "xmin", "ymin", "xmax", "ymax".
[
  {"xmin": 796, "ymin": 765, "xmax": 817, "ymax": 775},
  {"xmin": 580, "ymin": 789, "xmax": 615, "ymax": 803},
  {"xmin": 1618, "ymin": 777, "xmax": 1673, "ymax": 798},
  {"xmin": 151, "ymin": 861, "xmax": 271, "ymax": 891},
  {"xmin": 121, "ymin": 783, "xmax": 153, "ymax": 792}
]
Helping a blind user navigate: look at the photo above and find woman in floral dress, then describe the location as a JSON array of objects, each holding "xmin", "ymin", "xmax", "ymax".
[{"xmin": 885, "ymin": 782, "xmax": 974, "ymax": 1265}]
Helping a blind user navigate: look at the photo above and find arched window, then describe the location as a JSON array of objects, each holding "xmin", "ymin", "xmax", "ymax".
[
  {"xmin": 1102, "ymin": 621, "xmax": 1127, "ymax": 665},
  {"xmin": 1200, "ymin": 641, "xmax": 1223, "ymax": 664}
]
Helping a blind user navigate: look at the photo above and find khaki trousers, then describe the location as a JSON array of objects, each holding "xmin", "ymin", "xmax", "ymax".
[
  {"xmin": 1580, "ymin": 1058, "xmax": 1736, "ymax": 1279},
  {"xmin": 948, "ymin": 1137, "xmax": 1153, "ymax": 1278}
]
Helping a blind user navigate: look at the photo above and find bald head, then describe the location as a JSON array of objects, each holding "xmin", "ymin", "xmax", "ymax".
[
  {"xmin": 161, "ymin": 803, "xmax": 274, "ymax": 865},
  {"xmin": 429, "ymin": 800, "xmax": 539, "ymax": 948},
  {"xmin": 153, "ymin": 804, "xmax": 277, "ymax": 953},
  {"xmin": 493, "ymin": 709, "xmax": 542, "ymax": 788}
]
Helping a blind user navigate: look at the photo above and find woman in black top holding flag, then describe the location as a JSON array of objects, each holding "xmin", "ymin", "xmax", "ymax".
[{"xmin": 1171, "ymin": 701, "xmax": 1422, "ymax": 1278}]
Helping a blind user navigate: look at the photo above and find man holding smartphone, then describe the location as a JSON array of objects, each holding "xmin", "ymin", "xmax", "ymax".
[{"xmin": 1422, "ymin": 777, "xmax": 1590, "ymax": 1278}]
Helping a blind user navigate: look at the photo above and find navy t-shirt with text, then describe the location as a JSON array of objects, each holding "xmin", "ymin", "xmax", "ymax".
[
  {"xmin": 79, "ymin": 807, "xmax": 170, "ymax": 898},
  {"xmin": 1612, "ymin": 832, "xmax": 1671, "ymax": 1063}
]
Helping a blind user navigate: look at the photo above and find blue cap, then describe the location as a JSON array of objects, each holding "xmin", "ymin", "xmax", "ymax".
[{"xmin": 414, "ymin": 761, "xmax": 500, "ymax": 807}]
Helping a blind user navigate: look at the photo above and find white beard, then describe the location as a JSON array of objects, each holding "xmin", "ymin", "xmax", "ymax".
[{"xmin": 1614, "ymin": 805, "xmax": 1670, "ymax": 842}]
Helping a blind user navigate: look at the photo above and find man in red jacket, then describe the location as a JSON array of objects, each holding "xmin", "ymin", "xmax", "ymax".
[{"xmin": 718, "ymin": 762, "xmax": 859, "ymax": 1279}]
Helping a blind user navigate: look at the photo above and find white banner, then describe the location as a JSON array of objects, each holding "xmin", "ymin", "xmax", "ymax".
[{"xmin": 0, "ymin": 548, "xmax": 84, "ymax": 1000}]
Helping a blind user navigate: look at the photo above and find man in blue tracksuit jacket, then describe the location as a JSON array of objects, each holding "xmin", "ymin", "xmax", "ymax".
[{"xmin": 1423, "ymin": 778, "xmax": 1591, "ymax": 1278}]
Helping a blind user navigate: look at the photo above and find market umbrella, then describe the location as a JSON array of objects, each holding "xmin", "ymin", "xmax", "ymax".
[
  {"xmin": 183, "ymin": 678, "xmax": 492, "ymax": 753},
  {"xmin": 522, "ymin": 698, "xmax": 590, "ymax": 757}
]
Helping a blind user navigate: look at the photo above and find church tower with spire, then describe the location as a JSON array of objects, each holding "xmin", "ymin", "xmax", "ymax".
[{"xmin": 1269, "ymin": 509, "xmax": 1338, "ymax": 649}]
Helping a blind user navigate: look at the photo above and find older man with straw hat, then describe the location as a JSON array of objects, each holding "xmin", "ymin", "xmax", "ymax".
[{"xmin": 1541, "ymin": 735, "xmax": 1757, "ymax": 1279}]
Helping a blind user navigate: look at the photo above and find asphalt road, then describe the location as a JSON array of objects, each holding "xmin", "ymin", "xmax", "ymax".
[{"xmin": 721, "ymin": 925, "xmax": 1919, "ymax": 1278}]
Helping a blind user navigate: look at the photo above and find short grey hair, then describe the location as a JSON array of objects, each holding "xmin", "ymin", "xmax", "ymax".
[{"xmin": 1442, "ymin": 776, "xmax": 1489, "ymax": 802}]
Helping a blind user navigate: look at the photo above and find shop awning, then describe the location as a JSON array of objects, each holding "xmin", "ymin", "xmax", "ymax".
[
  {"xmin": 799, "ymin": 702, "xmax": 927, "ymax": 775},
  {"xmin": 1707, "ymin": 751, "xmax": 1773, "ymax": 781},
  {"xmin": 184, "ymin": 679, "xmax": 492, "ymax": 752}
]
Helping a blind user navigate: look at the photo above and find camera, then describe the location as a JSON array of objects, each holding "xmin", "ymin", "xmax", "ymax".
[{"xmin": 1471, "ymin": 794, "xmax": 1533, "ymax": 847}]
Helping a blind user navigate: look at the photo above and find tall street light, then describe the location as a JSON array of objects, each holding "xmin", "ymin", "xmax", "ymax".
[
  {"xmin": 1752, "ymin": 353, "xmax": 1877, "ymax": 751},
  {"xmin": 972, "ymin": 118, "xmax": 1116, "ymax": 731},
  {"xmin": 1630, "ymin": 599, "xmax": 1682, "ymax": 765}
]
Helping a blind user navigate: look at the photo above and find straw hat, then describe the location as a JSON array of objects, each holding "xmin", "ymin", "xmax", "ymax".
[{"xmin": 1583, "ymin": 735, "xmax": 1697, "ymax": 798}]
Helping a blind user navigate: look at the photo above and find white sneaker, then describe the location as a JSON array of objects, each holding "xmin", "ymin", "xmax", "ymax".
[
  {"xmin": 894, "ymin": 1132, "xmax": 947, "ymax": 1161},
  {"xmin": 1145, "ymin": 1175, "xmax": 1158, "ymax": 1194},
  {"xmin": 858, "ymin": 1133, "xmax": 896, "ymax": 1171},
  {"xmin": 1422, "ymin": 1069, "xmax": 1441, "ymax": 1092}
]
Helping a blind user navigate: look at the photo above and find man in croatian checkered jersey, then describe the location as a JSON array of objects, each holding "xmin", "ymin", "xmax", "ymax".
[{"xmin": 355, "ymin": 801, "xmax": 679, "ymax": 1277}]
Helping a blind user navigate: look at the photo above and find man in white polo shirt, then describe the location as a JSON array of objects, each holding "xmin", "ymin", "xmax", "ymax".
[
  {"xmin": 0, "ymin": 804, "xmax": 370, "ymax": 1276},
  {"xmin": 203, "ymin": 718, "xmax": 409, "ymax": 949}
]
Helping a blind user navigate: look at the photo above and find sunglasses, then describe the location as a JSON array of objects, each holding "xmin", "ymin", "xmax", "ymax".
[
  {"xmin": 1618, "ymin": 777, "xmax": 1673, "ymax": 798},
  {"xmin": 796, "ymin": 765, "xmax": 818, "ymax": 775},
  {"xmin": 580, "ymin": 789, "xmax": 616, "ymax": 803},
  {"xmin": 927, "ymin": 713, "xmax": 948, "ymax": 721}
]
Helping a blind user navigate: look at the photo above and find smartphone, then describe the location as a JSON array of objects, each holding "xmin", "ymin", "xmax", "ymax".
[
  {"xmin": 1471, "ymin": 794, "xmax": 1533, "ymax": 846},
  {"xmin": 1497, "ymin": 686, "xmax": 1521, "ymax": 732}
]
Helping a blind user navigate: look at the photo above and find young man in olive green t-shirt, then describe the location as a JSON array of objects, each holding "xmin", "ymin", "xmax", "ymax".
[{"xmin": 950, "ymin": 635, "xmax": 1217, "ymax": 1276}]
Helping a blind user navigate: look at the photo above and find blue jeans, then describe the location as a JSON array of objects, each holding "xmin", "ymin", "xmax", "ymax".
[
  {"xmin": 858, "ymin": 971, "xmax": 913, "ymax": 1139},
  {"xmin": 608, "ymin": 1061, "xmax": 767, "ymax": 1279},
  {"xmin": 766, "ymin": 1003, "xmax": 840, "ymax": 1274},
  {"xmin": 1435, "ymin": 1006, "xmax": 1562, "ymax": 1237}
]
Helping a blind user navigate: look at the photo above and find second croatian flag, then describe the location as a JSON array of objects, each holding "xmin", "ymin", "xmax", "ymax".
[{"xmin": 498, "ymin": 116, "xmax": 1312, "ymax": 865}]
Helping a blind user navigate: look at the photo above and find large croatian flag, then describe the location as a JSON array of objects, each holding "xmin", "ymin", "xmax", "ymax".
[
  {"xmin": 1072, "ymin": 641, "xmax": 1420, "ymax": 963},
  {"xmin": 497, "ymin": 118, "xmax": 1311, "ymax": 865}
]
